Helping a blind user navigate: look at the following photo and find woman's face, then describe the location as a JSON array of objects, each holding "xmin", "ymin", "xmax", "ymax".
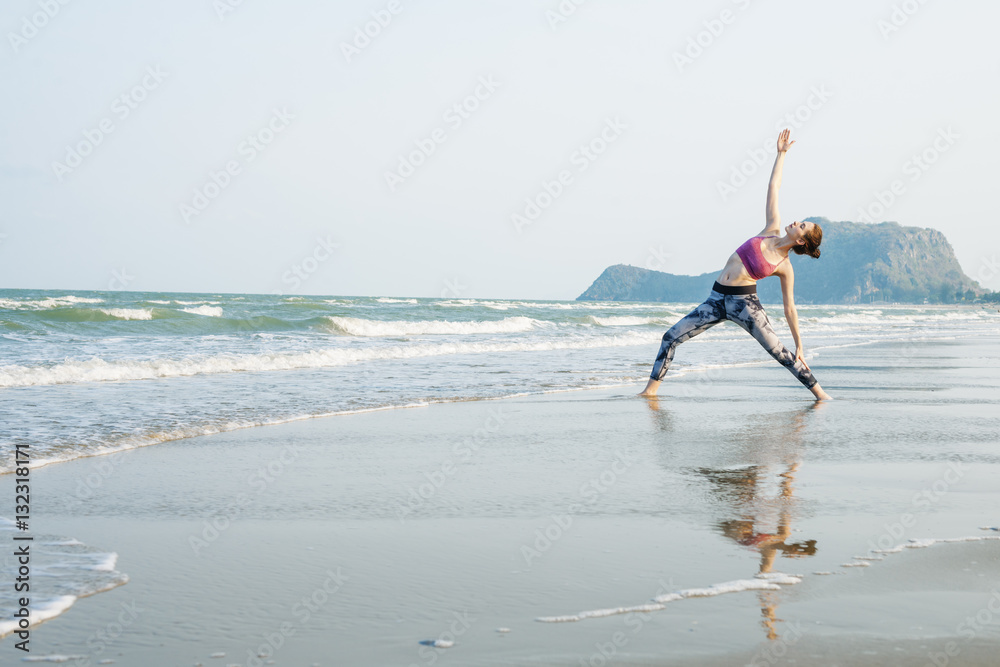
[{"xmin": 785, "ymin": 220, "xmax": 812, "ymax": 244}]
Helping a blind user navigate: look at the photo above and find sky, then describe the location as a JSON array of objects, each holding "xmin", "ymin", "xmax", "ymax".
[{"xmin": 1, "ymin": 0, "xmax": 998, "ymax": 300}]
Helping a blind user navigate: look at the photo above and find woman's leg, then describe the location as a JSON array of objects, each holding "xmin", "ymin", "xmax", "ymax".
[
  {"xmin": 724, "ymin": 295, "xmax": 829, "ymax": 398},
  {"xmin": 640, "ymin": 296, "xmax": 726, "ymax": 396}
]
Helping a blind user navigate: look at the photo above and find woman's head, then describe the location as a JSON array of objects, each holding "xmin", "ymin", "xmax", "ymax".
[{"xmin": 785, "ymin": 220, "xmax": 823, "ymax": 258}]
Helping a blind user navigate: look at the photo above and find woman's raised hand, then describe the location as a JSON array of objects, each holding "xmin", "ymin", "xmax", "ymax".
[{"xmin": 777, "ymin": 128, "xmax": 796, "ymax": 153}]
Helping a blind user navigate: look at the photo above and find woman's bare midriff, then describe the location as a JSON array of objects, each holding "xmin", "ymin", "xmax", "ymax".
[{"xmin": 716, "ymin": 252, "xmax": 756, "ymax": 287}]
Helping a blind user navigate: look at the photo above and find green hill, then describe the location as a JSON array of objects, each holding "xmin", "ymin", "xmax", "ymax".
[{"xmin": 577, "ymin": 218, "xmax": 989, "ymax": 305}]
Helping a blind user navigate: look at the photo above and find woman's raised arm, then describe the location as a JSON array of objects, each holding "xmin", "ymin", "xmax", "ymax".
[{"xmin": 761, "ymin": 129, "xmax": 795, "ymax": 236}]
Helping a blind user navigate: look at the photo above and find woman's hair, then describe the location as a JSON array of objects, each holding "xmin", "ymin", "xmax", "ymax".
[{"xmin": 792, "ymin": 223, "xmax": 823, "ymax": 258}]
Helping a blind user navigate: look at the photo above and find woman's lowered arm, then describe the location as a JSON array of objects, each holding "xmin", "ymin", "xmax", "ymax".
[{"xmin": 779, "ymin": 266, "xmax": 806, "ymax": 364}]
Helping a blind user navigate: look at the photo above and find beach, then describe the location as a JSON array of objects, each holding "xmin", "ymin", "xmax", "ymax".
[
  {"xmin": 4, "ymin": 329, "xmax": 1000, "ymax": 665},
  {"xmin": 6, "ymin": 0, "xmax": 1000, "ymax": 661}
]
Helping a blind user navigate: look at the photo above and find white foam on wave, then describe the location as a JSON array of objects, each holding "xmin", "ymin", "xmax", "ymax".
[
  {"xmin": 99, "ymin": 308, "xmax": 153, "ymax": 320},
  {"xmin": 588, "ymin": 315, "xmax": 661, "ymax": 326},
  {"xmin": 85, "ymin": 552, "xmax": 119, "ymax": 572},
  {"xmin": 431, "ymin": 299, "xmax": 658, "ymax": 311},
  {"xmin": 6, "ymin": 319, "xmax": 983, "ymax": 391},
  {"xmin": 433, "ymin": 299, "xmax": 548, "ymax": 310},
  {"xmin": 804, "ymin": 310, "xmax": 999, "ymax": 326},
  {"xmin": 431, "ymin": 299, "xmax": 477, "ymax": 307},
  {"xmin": 181, "ymin": 305, "xmax": 223, "ymax": 317},
  {"xmin": 0, "ymin": 332, "xmax": 653, "ymax": 388},
  {"xmin": 0, "ymin": 596, "xmax": 78, "ymax": 638},
  {"xmin": 0, "ymin": 295, "xmax": 103, "ymax": 310},
  {"xmin": 324, "ymin": 315, "xmax": 544, "ymax": 336},
  {"xmin": 430, "ymin": 299, "xmax": 515, "ymax": 309},
  {"xmin": 536, "ymin": 574, "xmax": 801, "ymax": 623},
  {"xmin": 531, "ymin": 303, "xmax": 574, "ymax": 309},
  {"xmin": 376, "ymin": 297, "xmax": 418, "ymax": 304}
]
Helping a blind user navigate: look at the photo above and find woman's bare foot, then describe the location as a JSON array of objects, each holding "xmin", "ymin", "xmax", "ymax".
[
  {"xmin": 638, "ymin": 379, "xmax": 660, "ymax": 397},
  {"xmin": 810, "ymin": 384, "xmax": 832, "ymax": 401}
]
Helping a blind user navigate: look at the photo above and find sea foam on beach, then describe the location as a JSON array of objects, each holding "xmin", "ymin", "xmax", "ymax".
[
  {"xmin": 537, "ymin": 574, "xmax": 803, "ymax": 623},
  {"xmin": 0, "ymin": 518, "xmax": 129, "ymax": 639},
  {"xmin": 536, "ymin": 535, "xmax": 1000, "ymax": 625}
]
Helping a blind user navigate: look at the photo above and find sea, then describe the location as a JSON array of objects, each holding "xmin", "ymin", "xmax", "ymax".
[{"xmin": 3, "ymin": 288, "xmax": 999, "ymax": 474}]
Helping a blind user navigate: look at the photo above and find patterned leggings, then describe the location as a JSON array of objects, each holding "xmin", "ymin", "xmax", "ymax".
[{"xmin": 650, "ymin": 290, "xmax": 818, "ymax": 388}]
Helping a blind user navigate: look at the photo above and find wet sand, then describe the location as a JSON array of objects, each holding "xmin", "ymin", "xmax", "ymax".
[{"xmin": 3, "ymin": 335, "xmax": 1000, "ymax": 665}]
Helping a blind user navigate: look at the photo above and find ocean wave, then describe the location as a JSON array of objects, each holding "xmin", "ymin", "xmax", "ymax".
[
  {"xmin": 440, "ymin": 300, "xmax": 520, "ymax": 310},
  {"xmin": 6, "ymin": 308, "xmax": 309, "ymax": 331},
  {"xmin": 323, "ymin": 315, "xmax": 543, "ymax": 336},
  {"xmin": 0, "ymin": 321, "xmax": 29, "ymax": 331},
  {"xmin": 429, "ymin": 299, "xmax": 478, "ymax": 307},
  {"xmin": 8, "ymin": 306, "xmax": 160, "ymax": 323},
  {"xmin": 767, "ymin": 308, "xmax": 999, "ymax": 332},
  {"xmin": 587, "ymin": 315, "xmax": 674, "ymax": 327},
  {"xmin": 0, "ymin": 295, "xmax": 103, "ymax": 310},
  {"xmin": 376, "ymin": 297, "xmax": 419, "ymax": 304},
  {"xmin": 430, "ymin": 299, "xmax": 656, "ymax": 311},
  {"xmin": 801, "ymin": 309, "xmax": 999, "ymax": 325},
  {"xmin": 99, "ymin": 308, "xmax": 154, "ymax": 320},
  {"xmin": 0, "ymin": 332, "xmax": 654, "ymax": 387},
  {"xmin": 181, "ymin": 305, "xmax": 223, "ymax": 317}
]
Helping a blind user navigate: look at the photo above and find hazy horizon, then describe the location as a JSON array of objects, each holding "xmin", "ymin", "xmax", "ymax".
[
  {"xmin": 2, "ymin": 0, "xmax": 998, "ymax": 299},
  {"xmin": 0, "ymin": 211, "xmax": 991, "ymax": 303}
]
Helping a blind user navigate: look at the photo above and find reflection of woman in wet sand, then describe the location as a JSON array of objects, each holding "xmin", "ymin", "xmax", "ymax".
[
  {"xmin": 640, "ymin": 129, "xmax": 831, "ymax": 401},
  {"xmin": 715, "ymin": 462, "xmax": 816, "ymax": 640},
  {"xmin": 655, "ymin": 402, "xmax": 822, "ymax": 640}
]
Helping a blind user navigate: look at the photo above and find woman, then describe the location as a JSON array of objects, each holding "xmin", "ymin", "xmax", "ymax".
[{"xmin": 639, "ymin": 129, "xmax": 832, "ymax": 401}]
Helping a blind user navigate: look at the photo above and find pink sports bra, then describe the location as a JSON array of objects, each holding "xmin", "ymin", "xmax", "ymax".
[{"xmin": 736, "ymin": 236, "xmax": 786, "ymax": 280}]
